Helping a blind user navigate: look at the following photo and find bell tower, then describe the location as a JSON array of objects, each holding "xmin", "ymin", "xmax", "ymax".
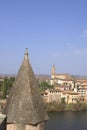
[
  {"xmin": 51, "ymin": 65, "xmax": 55, "ymax": 79},
  {"xmin": 52, "ymin": 64, "xmax": 55, "ymax": 75}
]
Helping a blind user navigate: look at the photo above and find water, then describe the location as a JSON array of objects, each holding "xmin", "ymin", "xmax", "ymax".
[{"xmin": 46, "ymin": 111, "xmax": 87, "ymax": 130}]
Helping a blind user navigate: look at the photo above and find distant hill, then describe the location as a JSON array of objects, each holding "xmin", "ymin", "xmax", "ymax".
[
  {"xmin": 0, "ymin": 74, "xmax": 16, "ymax": 77},
  {"xmin": 71, "ymin": 75, "xmax": 87, "ymax": 79},
  {"xmin": 36, "ymin": 74, "xmax": 50, "ymax": 78},
  {"xmin": 0, "ymin": 73, "xmax": 87, "ymax": 80}
]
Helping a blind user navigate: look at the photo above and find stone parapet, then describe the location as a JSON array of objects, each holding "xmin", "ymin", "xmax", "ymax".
[
  {"xmin": 0, "ymin": 113, "xmax": 6, "ymax": 130},
  {"xmin": 7, "ymin": 122, "xmax": 46, "ymax": 130}
]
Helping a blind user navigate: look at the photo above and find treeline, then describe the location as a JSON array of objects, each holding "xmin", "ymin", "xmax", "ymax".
[
  {"xmin": 38, "ymin": 81, "xmax": 54, "ymax": 91},
  {"xmin": 0, "ymin": 79, "xmax": 51, "ymax": 99},
  {"xmin": 45, "ymin": 101, "xmax": 87, "ymax": 112},
  {"xmin": 0, "ymin": 77, "xmax": 15, "ymax": 99}
]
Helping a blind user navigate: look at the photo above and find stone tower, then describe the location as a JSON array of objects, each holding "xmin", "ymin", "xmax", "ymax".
[
  {"xmin": 4, "ymin": 48, "xmax": 48, "ymax": 130},
  {"xmin": 51, "ymin": 64, "xmax": 55, "ymax": 75},
  {"xmin": 51, "ymin": 65, "xmax": 55, "ymax": 79}
]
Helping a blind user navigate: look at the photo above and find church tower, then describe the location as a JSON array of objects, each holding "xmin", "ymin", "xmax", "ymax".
[
  {"xmin": 51, "ymin": 64, "xmax": 55, "ymax": 75},
  {"xmin": 51, "ymin": 64, "xmax": 55, "ymax": 79}
]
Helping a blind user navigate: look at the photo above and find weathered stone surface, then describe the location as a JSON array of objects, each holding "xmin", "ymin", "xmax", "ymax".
[
  {"xmin": 3, "ymin": 49, "xmax": 48, "ymax": 125},
  {"xmin": 7, "ymin": 122, "xmax": 46, "ymax": 130}
]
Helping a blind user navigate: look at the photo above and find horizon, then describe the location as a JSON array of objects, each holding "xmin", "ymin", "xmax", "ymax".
[
  {"xmin": 1, "ymin": 72, "xmax": 87, "ymax": 78},
  {"xmin": 0, "ymin": 1, "xmax": 87, "ymax": 75}
]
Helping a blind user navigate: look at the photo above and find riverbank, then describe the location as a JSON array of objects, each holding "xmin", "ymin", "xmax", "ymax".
[{"xmin": 45, "ymin": 101, "xmax": 87, "ymax": 112}]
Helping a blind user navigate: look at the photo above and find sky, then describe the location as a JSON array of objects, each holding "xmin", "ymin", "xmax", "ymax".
[{"xmin": 0, "ymin": 0, "xmax": 87, "ymax": 75}]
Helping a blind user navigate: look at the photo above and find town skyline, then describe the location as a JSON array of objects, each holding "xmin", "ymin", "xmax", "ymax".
[{"xmin": 0, "ymin": 1, "xmax": 87, "ymax": 75}]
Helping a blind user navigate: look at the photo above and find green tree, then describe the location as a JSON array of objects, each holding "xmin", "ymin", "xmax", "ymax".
[
  {"xmin": 39, "ymin": 81, "xmax": 53, "ymax": 91},
  {"xmin": 61, "ymin": 97, "xmax": 65, "ymax": 104},
  {"xmin": 0, "ymin": 77, "xmax": 15, "ymax": 99}
]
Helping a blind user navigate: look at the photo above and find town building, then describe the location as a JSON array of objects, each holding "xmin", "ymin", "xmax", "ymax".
[{"xmin": 41, "ymin": 65, "xmax": 87, "ymax": 104}]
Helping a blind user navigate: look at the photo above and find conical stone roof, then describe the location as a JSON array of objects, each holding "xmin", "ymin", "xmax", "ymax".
[{"xmin": 4, "ymin": 48, "xmax": 48, "ymax": 125}]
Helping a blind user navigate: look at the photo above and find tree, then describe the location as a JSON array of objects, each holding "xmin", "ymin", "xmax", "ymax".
[
  {"xmin": 39, "ymin": 81, "xmax": 53, "ymax": 91},
  {"xmin": 0, "ymin": 77, "xmax": 15, "ymax": 99},
  {"xmin": 61, "ymin": 97, "xmax": 65, "ymax": 104}
]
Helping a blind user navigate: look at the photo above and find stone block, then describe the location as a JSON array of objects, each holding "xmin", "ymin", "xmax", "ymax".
[{"xmin": 0, "ymin": 114, "xmax": 7, "ymax": 130}]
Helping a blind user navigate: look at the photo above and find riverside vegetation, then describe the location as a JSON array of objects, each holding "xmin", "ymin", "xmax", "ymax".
[
  {"xmin": 1, "ymin": 79, "xmax": 87, "ymax": 112},
  {"xmin": 45, "ymin": 101, "xmax": 87, "ymax": 112}
]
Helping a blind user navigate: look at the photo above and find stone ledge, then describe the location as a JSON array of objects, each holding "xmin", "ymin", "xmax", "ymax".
[{"xmin": 0, "ymin": 113, "xmax": 7, "ymax": 130}]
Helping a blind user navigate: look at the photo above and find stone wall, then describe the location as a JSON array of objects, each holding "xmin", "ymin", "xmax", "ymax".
[
  {"xmin": 7, "ymin": 122, "xmax": 46, "ymax": 130},
  {"xmin": 0, "ymin": 114, "xmax": 7, "ymax": 130}
]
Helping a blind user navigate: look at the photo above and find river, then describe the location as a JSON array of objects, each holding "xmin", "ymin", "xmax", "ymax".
[{"xmin": 46, "ymin": 111, "xmax": 87, "ymax": 130}]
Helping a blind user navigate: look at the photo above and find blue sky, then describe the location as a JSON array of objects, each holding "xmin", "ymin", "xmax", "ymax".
[{"xmin": 0, "ymin": 0, "xmax": 87, "ymax": 75}]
